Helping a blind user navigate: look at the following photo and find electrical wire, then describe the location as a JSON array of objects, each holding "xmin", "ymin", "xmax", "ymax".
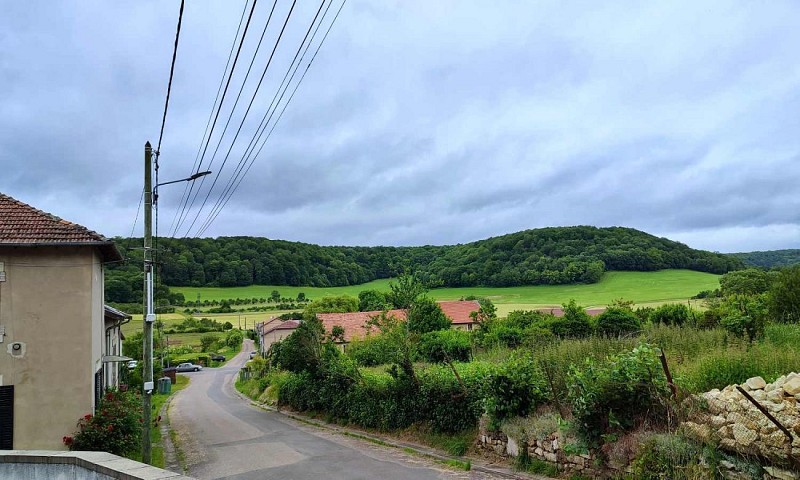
[
  {"xmin": 155, "ymin": 0, "xmax": 185, "ymax": 157},
  {"xmin": 179, "ymin": 0, "xmax": 299, "ymax": 237},
  {"xmin": 169, "ymin": 0, "xmax": 251, "ymax": 237},
  {"xmin": 171, "ymin": 0, "xmax": 260, "ymax": 237},
  {"xmin": 195, "ymin": 0, "xmax": 347, "ymax": 237},
  {"xmin": 194, "ymin": 0, "xmax": 333, "ymax": 236}
]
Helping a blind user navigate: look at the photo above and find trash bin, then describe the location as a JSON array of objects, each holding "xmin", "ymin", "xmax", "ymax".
[{"xmin": 157, "ymin": 377, "xmax": 172, "ymax": 394}]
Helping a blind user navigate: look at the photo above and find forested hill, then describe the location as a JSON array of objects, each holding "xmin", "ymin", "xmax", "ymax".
[
  {"xmin": 108, "ymin": 227, "xmax": 741, "ymax": 296},
  {"xmin": 731, "ymin": 249, "xmax": 800, "ymax": 268}
]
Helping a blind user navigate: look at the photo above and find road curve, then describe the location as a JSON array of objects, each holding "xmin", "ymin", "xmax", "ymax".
[{"xmin": 169, "ymin": 339, "xmax": 490, "ymax": 480}]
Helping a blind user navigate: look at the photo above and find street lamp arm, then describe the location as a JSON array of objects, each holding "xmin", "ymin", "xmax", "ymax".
[{"xmin": 155, "ymin": 170, "xmax": 212, "ymax": 188}]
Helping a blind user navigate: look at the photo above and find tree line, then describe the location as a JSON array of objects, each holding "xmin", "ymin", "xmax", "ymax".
[
  {"xmin": 106, "ymin": 226, "xmax": 743, "ymax": 303},
  {"xmin": 731, "ymin": 249, "xmax": 800, "ymax": 269}
]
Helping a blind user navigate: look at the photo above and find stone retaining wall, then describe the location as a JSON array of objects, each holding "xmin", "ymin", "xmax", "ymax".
[
  {"xmin": 683, "ymin": 374, "xmax": 800, "ymax": 467},
  {"xmin": 478, "ymin": 373, "xmax": 800, "ymax": 479},
  {"xmin": 477, "ymin": 418, "xmax": 607, "ymax": 478}
]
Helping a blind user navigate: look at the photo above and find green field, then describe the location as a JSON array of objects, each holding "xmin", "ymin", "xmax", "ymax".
[{"xmin": 171, "ymin": 269, "xmax": 720, "ymax": 316}]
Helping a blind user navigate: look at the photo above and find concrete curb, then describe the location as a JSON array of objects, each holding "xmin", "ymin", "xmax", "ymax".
[{"xmin": 231, "ymin": 388, "xmax": 544, "ymax": 480}]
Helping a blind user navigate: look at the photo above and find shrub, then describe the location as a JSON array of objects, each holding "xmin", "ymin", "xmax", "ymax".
[
  {"xmin": 568, "ymin": 344, "xmax": 671, "ymax": 448},
  {"xmin": 630, "ymin": 433, "xmax": 721, "ymax": 480},
  {"xmin": 485, "ymin": 351, "xmax": 546, "ymax": 428},
  {"xmin": 418, "ymin": 362, "xmax": 494, "ymax": 433},
  {"xmin": 649, "ymin": 303, "xmax": 692, "ymax": 326},
  {"xmin": 346, "ymin": 335, "xmax": 397, "ymax": 366},
  {"xmin": 358, "ymin": 289, "xmax": 388, "ymax": 311},
  {"xmin": 768, "ymin": 265, "xmax": 800, "ymax": 323},
  {"xmin": 64, "ymin": 390, "xmax": 142, "ymax": 456},
  {"xmin": 596, "ymin": 307, "xmax": 642, "ymax": 337},
  {"xmin": 407, "ymin": 297, "xmax": 451, "ymax": 334},
  {"xmin": 225, "ymin": 329, "xmax": 244, "ymax": 349},
  {"xmin": 543, "ymin": 300, "xmax": 593, "ymax": 338},
  {"xmin": 417, "ymin": 329, "xmax": 472, "ymax": 363}
]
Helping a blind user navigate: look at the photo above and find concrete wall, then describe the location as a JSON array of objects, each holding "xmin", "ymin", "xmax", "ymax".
[
  {"xmin": 0, "ymin": 450, "xmax": 194, "ymax": 479},
  {"xmin": 0, "ymin": 246, "xmax": 101, "ymax": 450},
  {"xmin": 261, "ymin": 329, "xmax": 296, "ymax": 353}
]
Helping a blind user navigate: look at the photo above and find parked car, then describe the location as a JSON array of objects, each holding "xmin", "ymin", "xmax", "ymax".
[
  {"xmin": 127, "ymin": 360, "xmax": 138, "ymax": 370},
  {"xmin": 210, "ymin": 354, "xmax": 226, "ymax": 362},
  {"xmin": 249, "ymin": 351, "xmax": 257, "ymax": 359},
  {"xmin": 175, "ymin": 362, "xmax": 203, "ymax": 372}
]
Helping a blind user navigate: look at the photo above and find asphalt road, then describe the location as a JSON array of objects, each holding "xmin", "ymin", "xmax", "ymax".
[{"xmin": 169, "ymin": 340, "xmax": 500, "ymax": 480}]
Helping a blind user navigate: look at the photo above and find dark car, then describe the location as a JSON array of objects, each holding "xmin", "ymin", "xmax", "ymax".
[{"xmin": 210, "ymin": 354, "xmax": 226, "ymax": 362}]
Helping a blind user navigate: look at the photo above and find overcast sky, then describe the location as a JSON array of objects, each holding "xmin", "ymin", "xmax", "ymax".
[{"xmin": 2, "ymin": 1, "xmax": 799, "ymax": 253}]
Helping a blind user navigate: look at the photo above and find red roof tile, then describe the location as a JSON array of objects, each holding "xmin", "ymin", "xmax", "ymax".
[
  {"xmin": 317, "ymin": 301, "xmax": 480, "ymax": 342},
  {"xmin": 437, "ymin": 300, "xmax": 480, "ymax": 324},
  {"xmin": 263, "ymin": 320, "xmax": 301, "ymax": 334},
  {"xmin": 0, "ymin": 192, "xmax": 121, "ymax": 261},
  {"xmin": 318, "ymin": 309, "xmax": 407, "ymax": 342}
]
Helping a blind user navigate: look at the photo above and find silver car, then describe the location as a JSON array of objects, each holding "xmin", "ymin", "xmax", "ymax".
[{"xmin": 176, "ymin": 362, "xmax": 203, "ymax": 372}]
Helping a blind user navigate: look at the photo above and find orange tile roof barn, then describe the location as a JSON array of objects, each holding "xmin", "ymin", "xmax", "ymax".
[
  {"xmin": 317, "ymin": 309, "xmax": 407, "ymax": 342},
  {"xmin": 317, "ymin": 300, "xmax": 480, "ymax": 343},
  {"xmin": 0, "ymin": 192, "xmax": 121, "ymax": 261}
]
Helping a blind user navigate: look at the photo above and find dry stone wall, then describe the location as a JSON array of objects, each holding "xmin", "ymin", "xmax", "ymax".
[
  {"xmin": 477, "ymin": 373, "xmax": 800, "ymax": 479},
  {"xmin": 683, "ymin": 373, "xmax": 800, "ymax": 467}
]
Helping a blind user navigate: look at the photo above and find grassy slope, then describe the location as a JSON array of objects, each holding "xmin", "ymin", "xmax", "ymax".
[{"xmin": 171, "ymin": 269, "xmax": 719, "ymax": 315}]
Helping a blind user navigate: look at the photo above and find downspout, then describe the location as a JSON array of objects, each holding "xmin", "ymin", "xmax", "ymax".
[{"xmin": 105, "ymin": 315, "xmax": 131, "ymax": 389}]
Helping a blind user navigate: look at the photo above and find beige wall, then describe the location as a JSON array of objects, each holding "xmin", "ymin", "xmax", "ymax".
[
  {"xmin": 260, "ymin": 329, "xmax": 296, "ymax": 353},
  {"xmin": 452, "ymin": 323, "xmax": 474, "ymax": 331},
  {"xmin": 0, "ymin": 246, "xmax": 102, "ymax": 450}
]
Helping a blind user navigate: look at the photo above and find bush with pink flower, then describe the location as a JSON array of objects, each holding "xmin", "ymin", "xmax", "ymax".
[{"xmin": 63, "ymin": 390, "xmax": 142, "ymax": 456}]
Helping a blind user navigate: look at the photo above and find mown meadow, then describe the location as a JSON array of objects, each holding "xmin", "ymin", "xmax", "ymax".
[{"xmin": 172, "ymin": 269, "xmax": 718, "ymax": 314}]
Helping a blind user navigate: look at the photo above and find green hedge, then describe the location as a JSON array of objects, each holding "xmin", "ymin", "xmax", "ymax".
[{"xmin": 277, "ymin": 359, "xmax": 495, "ymax": 433}]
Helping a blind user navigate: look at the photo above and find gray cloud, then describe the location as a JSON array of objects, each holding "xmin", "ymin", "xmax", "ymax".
[{"xmin": 1, "ymin": 0, "xmax": 799, "ymax": 253}]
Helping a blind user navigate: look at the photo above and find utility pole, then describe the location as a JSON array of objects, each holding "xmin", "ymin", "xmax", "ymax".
[{"xmin": 142, "ymin": 141, "xmax": 155, "ymax": 464}]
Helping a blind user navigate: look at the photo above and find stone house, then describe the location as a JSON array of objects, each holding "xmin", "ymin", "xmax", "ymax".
[{"xmin": 0, "ymin": 192, "xmax": 123, "ymax": 450}]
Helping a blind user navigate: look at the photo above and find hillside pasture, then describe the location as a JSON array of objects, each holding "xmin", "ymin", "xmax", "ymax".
[{"xmin": 170, "ymin": 269, "xmax": 720, "ymax": 315}]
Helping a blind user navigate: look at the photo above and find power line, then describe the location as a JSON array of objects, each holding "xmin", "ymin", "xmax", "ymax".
[
  {"xmin": 179, "ymin": 0, "xmax": 299, "ymax": 237},
  {"xmin": 194, "ymin": 0, "xmax": 334, "ymax": 236},
  {"xmin": 168, "ymin": 0, "xmax": 251, "ymax": 236},
  {"xmin": 195, "ymin": 0, "xmax": 347, "ymax": 237},
  {"xmin": 155, "ymin": 0, "xmax": 185, "ymax": 156},
  {"xmin": 171, "ymin": 0, "xmax": 260, "ymax": 236},
  {"xmin": 171, "ymin": 0, "xmax": 279, "ymax": 239}
]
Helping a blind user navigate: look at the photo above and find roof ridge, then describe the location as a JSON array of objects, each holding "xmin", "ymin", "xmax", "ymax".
[{"xmin": 0, "ymin": 192, "xmax": 118, "ymax": 256}]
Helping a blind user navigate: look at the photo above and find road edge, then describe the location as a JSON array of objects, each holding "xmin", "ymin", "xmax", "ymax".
[{"xmin": 230, "ymin": 386, "xmax": 543, "ymax": 480}]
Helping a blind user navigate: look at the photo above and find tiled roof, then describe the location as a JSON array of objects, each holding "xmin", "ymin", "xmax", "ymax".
[
  {"xmin": 318, "ymin": 309, "xmax": 407, "ymax": 342},
  {"xmin": 438, "ymin": 300, "xmax": 480, "ymax": 324},
  {"xmin": 317, "ymin": 301, "xmax": 480, "ymax": 342},
  {"xmin": 263, "ymin": 320, "xmax": 301, "ymax": 335},
  {"xmin": 0, "ymin": 192, "xmax": 122, "ymax": 261}
]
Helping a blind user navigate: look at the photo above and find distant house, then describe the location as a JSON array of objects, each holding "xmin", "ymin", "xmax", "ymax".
[
  {"xmin": 0, "ymin": 193, "xmax": 123, "ymax": 450},
  {"xmin": 258, "ymin": 319, "xmax": 302, "ymax": 353},
  {"xmin": 317, "ymin": 300, "xmax": 481, "ymax": 350}
]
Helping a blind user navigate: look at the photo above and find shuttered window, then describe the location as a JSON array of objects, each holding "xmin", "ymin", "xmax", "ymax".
[
  {"xmin": 94, "ymin": 369, "xmax": 103, "ymax": 410},
  {"xmin": 0, "ymin": 385, "xmax": 13, "ymax": 449}
]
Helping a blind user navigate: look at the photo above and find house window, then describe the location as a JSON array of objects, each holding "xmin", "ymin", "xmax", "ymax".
[
  {"xmin": 94, "ymin": 368, "xmax": 104, "ymax": 410},
  {"xmin": 0, "ymin": 385, "xmax": 13, "ymax": 449}
]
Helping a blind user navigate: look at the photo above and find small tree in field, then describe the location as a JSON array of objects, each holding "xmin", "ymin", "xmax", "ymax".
[
  {"xmin": 199, "ymin": 333, "xmax": 219, "ymax": 352},
  {"xmin": 407, "ymin": 297, "xmax": 451, "ymax": 334},
  {"xmin": 387, "ymin": 273, "xmax": 428, "ymax": 309}
]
